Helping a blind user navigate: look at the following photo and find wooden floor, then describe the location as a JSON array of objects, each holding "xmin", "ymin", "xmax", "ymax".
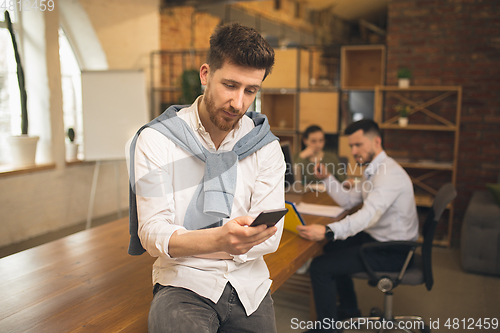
[{"xmin": 0, "ymin": 192, "xmax": 340, "ymax": 332}]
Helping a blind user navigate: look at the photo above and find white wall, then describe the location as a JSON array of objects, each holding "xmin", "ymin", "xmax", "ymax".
[
  {"xmin": 80, "ymin": 0, "xmax": 159, "ymax": 71},
  {"xmin": 0, "ymin": 161, "xmax": 129, "ymax": 246},
  {"xmin": 0, "ymin": 0, "xmax": 160, "ymax": 247}
]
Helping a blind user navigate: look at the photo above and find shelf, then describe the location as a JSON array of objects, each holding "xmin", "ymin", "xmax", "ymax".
[
  {"xmin": 341, "ymin": 87, "xmax": 378, "ymax": 91},
  {"xmin": 376, "ymin": 86, "xmax": 461, "ymax": 92},
  {"xmin": 415, "ymin": 194, "xmax": 433, "ymax": 207},
  {"xmin": 261, "ymin": 93, "xmax": 296, "ymax": 130},
  {"xmin": 341, "ymin": 45, "xmax": 385, "ymax": 90},
  {"xmin": 270, "ymin": 128, "xmax": 296, "ymax": 135},
  {"xmin": 152, "ymin": 87, "xmax": 181, "ymax": 92},
  {"xmin": 433, "ymin": 239, "xmax": 451, "ymax": 247},
  {"xmin": 300, "ymin": 87, "xmax": 339, "ymax": 93},
  {"xmin": 374, "ymin": 85, "xmax": 462, "ymax": 248},
  {"xmin": 414, "ymin": 194, "xmax": 452, "ymax": 208},
  {"xmin": 299, "ymin": 91, "xmax": 339, "ymax": 133},
  {"xmin": 262, "ymin": 48, "xmax": 309, "ymax": 89},
  {"xmin": 379, "ymin": 124, "xmax": 457, "ymax": 131},
  {"xmin": 0, "ymin": 163, "xmax": 56, "ymax": 177},
  {"xmin": 259, "ymin": 46, "xmax": 341, "ymax": 155},
  {"xmin": 417, "ymin": 236, "xmax": 449, "ymax": 247},
  {"xmin": 261, "ymin": 88, "xmax": 298, "ymax": 94},
  {"xmin": 395, "ymin": 159, "xmax": 453, "ymax": 170}
]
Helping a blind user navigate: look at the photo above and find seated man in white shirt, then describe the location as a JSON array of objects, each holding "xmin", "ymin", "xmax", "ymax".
[
  {"xmin": 129, "ymin": 23, "xmax": 285, "ymax": 333},
  {"xmin": 297, "ymin": 119, "xmax": 418, "ymax": 333}
]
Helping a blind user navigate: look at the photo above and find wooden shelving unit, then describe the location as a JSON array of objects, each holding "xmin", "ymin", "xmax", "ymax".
[
  {"xmin": 150, "ymin": 48, "xmax": 339, "ymax": 154},
  {"xmin": 261, "ymin": 91, "xmax": 297, "ymax": 132},
  {"xmin": 261, "ymin": 47, "xmax": 340, "ymax": 153},
  {"xmin": 394, "ymin": 159, "xmax": 454, "ymax": 170},
  {"xmin": 340, "ymin": 45, "xmax": 386, "ymax": 91},
  {"xmin": 374, "ymin": 85, "xmax": 462, "ymax": 247},
  {"xmin": 339, "ymin": 45, "xmax": 386, "ymax": 176},
  {"xmin": 380, "ymin": 124, "xmax": 456, "ymax": 131}
]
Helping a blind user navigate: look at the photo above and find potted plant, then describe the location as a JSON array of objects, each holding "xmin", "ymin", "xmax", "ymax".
[
  {"xmin": 4, "ymin": 11, "xmax": 39, "ymax": 167},
  {"xmin": 66, "ymin": 128, "xmax": 79, "ymax": 161},
  {"xmin": 396, "ymin": 104, "xmax": 410, "ymax": 127},
  {"xmin": 178, "ymin": 69, "xmax": 201, "ymax": 105},
  {"xmin": 397, "ymin": 67, "xmax": 412, "ymax": 88}
]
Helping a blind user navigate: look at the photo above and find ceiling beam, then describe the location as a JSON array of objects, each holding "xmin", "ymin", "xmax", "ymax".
[
  {"xmin": 359, "ymin": 19, "xmax": 386, "ymax": 36},
  {"xmin": 162, "ymin": 0, "xmax": 262, "ymax": 7}
]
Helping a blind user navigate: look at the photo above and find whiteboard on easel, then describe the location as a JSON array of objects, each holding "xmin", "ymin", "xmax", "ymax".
[{"xmin": 81, "ymin": 70, "xmax": 149, "ymax": 161}]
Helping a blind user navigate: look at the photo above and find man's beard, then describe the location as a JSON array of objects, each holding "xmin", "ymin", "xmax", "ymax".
[
  {"xmin": 204, "ymin": 87, "xmax": 244, "ymax": 132},
  {"xmin": 356, "ymin": 150, "xmax": 375, "ymax": 166}
]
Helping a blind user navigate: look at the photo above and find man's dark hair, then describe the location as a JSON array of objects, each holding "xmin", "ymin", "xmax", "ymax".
[
  {"xmin": 207, "ymin": 23, "xmax": 275, "ymax": 80},
  {"xmin": 303, "ymin": 125, "xmax": 323, "ymax": 140},
  {"xmin": 344, "ymin": 119, "xmax": 382, "ymax": 139}
]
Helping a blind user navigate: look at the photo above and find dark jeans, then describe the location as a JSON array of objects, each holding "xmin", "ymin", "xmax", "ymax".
[
  {"xmin": 309, "ymin": 232, "xmax": 409, "ymax": 331},
  {"xmin": 148, "ymin": 282, "xmax": 277, "ymax": 333}
]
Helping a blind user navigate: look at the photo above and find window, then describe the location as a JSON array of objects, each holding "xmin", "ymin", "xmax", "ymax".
[
  {"xmin": 59, "ymin": 27, "xmax": 82, "ymax": 158},
  {"xmin": 0, "ymin": 9, "xmax": 21, "ymax": 164}
]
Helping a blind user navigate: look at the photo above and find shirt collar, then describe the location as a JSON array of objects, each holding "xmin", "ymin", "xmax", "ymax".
[
  {"xmin": 190, "ymin": 96, "xmax": 205, "ymax": 133},
  {"xmin": 364, "ymin": 150, "xmax": 387, "ymax": 179}
]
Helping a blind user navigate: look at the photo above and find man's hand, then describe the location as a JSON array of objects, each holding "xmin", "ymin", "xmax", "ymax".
[
  {"xmin": 342, "ymin": 177, "xmax": 356, "ymax": 189},
  {"xmin": 314, "ymin": 163, "xmax": 330, "ymax": 180},
  {"xmin": 296, "ymin": 224, "xmax": 327, "ymax": 242},
  {"xmin": 168, "ymin": 216, "xmax": 277, "ymax": 258},
  {"xmin": 218, "ymin": 216, "xmax": 278, "ymax": 255}
]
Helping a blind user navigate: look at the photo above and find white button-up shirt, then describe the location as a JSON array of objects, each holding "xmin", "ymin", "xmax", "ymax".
[
  {"xmin": 133, "ymin": 97, "xmax": 285, "ymax": 315},
  {"xmin": 323, "ymin": 151, "xmax": 419, "ymax": 242}
]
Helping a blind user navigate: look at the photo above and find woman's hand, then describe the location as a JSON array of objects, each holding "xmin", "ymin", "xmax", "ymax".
[
  {"xmin": 314, "ymin": 162, "xmax": 330, "ymax": 180},
  {"xmin": 299, "ymin": 145, "xmax": 317, "ymax": 159}
]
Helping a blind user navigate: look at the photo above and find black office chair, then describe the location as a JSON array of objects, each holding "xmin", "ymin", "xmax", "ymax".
[{"xmin": 343, "ymin": 183, "xmax": 457, "ymax": 333}]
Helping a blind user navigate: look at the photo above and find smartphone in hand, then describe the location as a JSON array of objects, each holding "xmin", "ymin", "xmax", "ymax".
[{"xmin": 250, "ymin": 208, "xmax": 288, "ymax": 227}]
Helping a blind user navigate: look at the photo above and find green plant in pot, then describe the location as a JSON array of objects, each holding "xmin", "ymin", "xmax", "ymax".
[
  {"xmin": 4, "ymin": 10, "xmax": 39, "ymax": 167},
  {"xmin": 395, "ymin": 104, "xmax": 410, "ymax": 127},
  {"xmin": 397, "ymin": 67, "xmax": 412, "ymax": 88},
  {"xmin": 66, "ymin": 127, "xmax": 79, "ymax": 161},
  {"xmin": 178, "ymin": 69, "xmax": 201, "ymax": 105}
]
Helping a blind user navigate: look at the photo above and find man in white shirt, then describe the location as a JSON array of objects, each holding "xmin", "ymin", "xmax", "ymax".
[
  {"xmin": 297, "ymin": 119, "xmax": 418, "ymax": 332},
  {"xmin": 130, "ymin": 23, "xmax": 285, "ymax": 333}
]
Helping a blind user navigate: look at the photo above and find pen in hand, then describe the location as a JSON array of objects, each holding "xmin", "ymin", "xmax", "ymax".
[{"xmin": 314, "ymin": 162, "xmax": 329, "ymax": 180}]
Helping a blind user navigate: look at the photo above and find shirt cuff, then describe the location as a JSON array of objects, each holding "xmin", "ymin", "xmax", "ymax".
[
  {"xmin": 327, "ymin": 222, "xmax": 339, "ymax": 241},
  {"xmin": 163, "ymin": 226, "xmax": 188, "ymax": 258}
]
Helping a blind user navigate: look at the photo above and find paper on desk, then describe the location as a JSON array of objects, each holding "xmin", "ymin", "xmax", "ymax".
[
  {"xmin": 295, "ymin": 202, "xmax": 345, "ymax": 218},
  {"xmin": 306, "ymin": 183, "xmax": 325, "ymax": 192}
]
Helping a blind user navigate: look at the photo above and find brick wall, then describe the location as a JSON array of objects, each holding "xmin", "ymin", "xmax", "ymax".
[{"xmin": 385, "ymin": 0, "xmax": 500, "ymax": 244}]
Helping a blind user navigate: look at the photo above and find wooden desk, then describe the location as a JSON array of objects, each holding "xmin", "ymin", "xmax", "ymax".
[
  {"xmin": 0, "ymin": 192, "xmax": 343, "ymax": 332},
  {"xmin": 266, "ymin": 191, "xmax": 342, "ymax": 292}
]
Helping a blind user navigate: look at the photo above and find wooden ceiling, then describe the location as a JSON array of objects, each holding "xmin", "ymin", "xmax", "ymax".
[
  {"xmin": 163, "ymin": 0, "xmax": 390, "ymax": 22},
  {"xmin": 305, "ymin": 0, "xmax": 390, "ymax": 21}
]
